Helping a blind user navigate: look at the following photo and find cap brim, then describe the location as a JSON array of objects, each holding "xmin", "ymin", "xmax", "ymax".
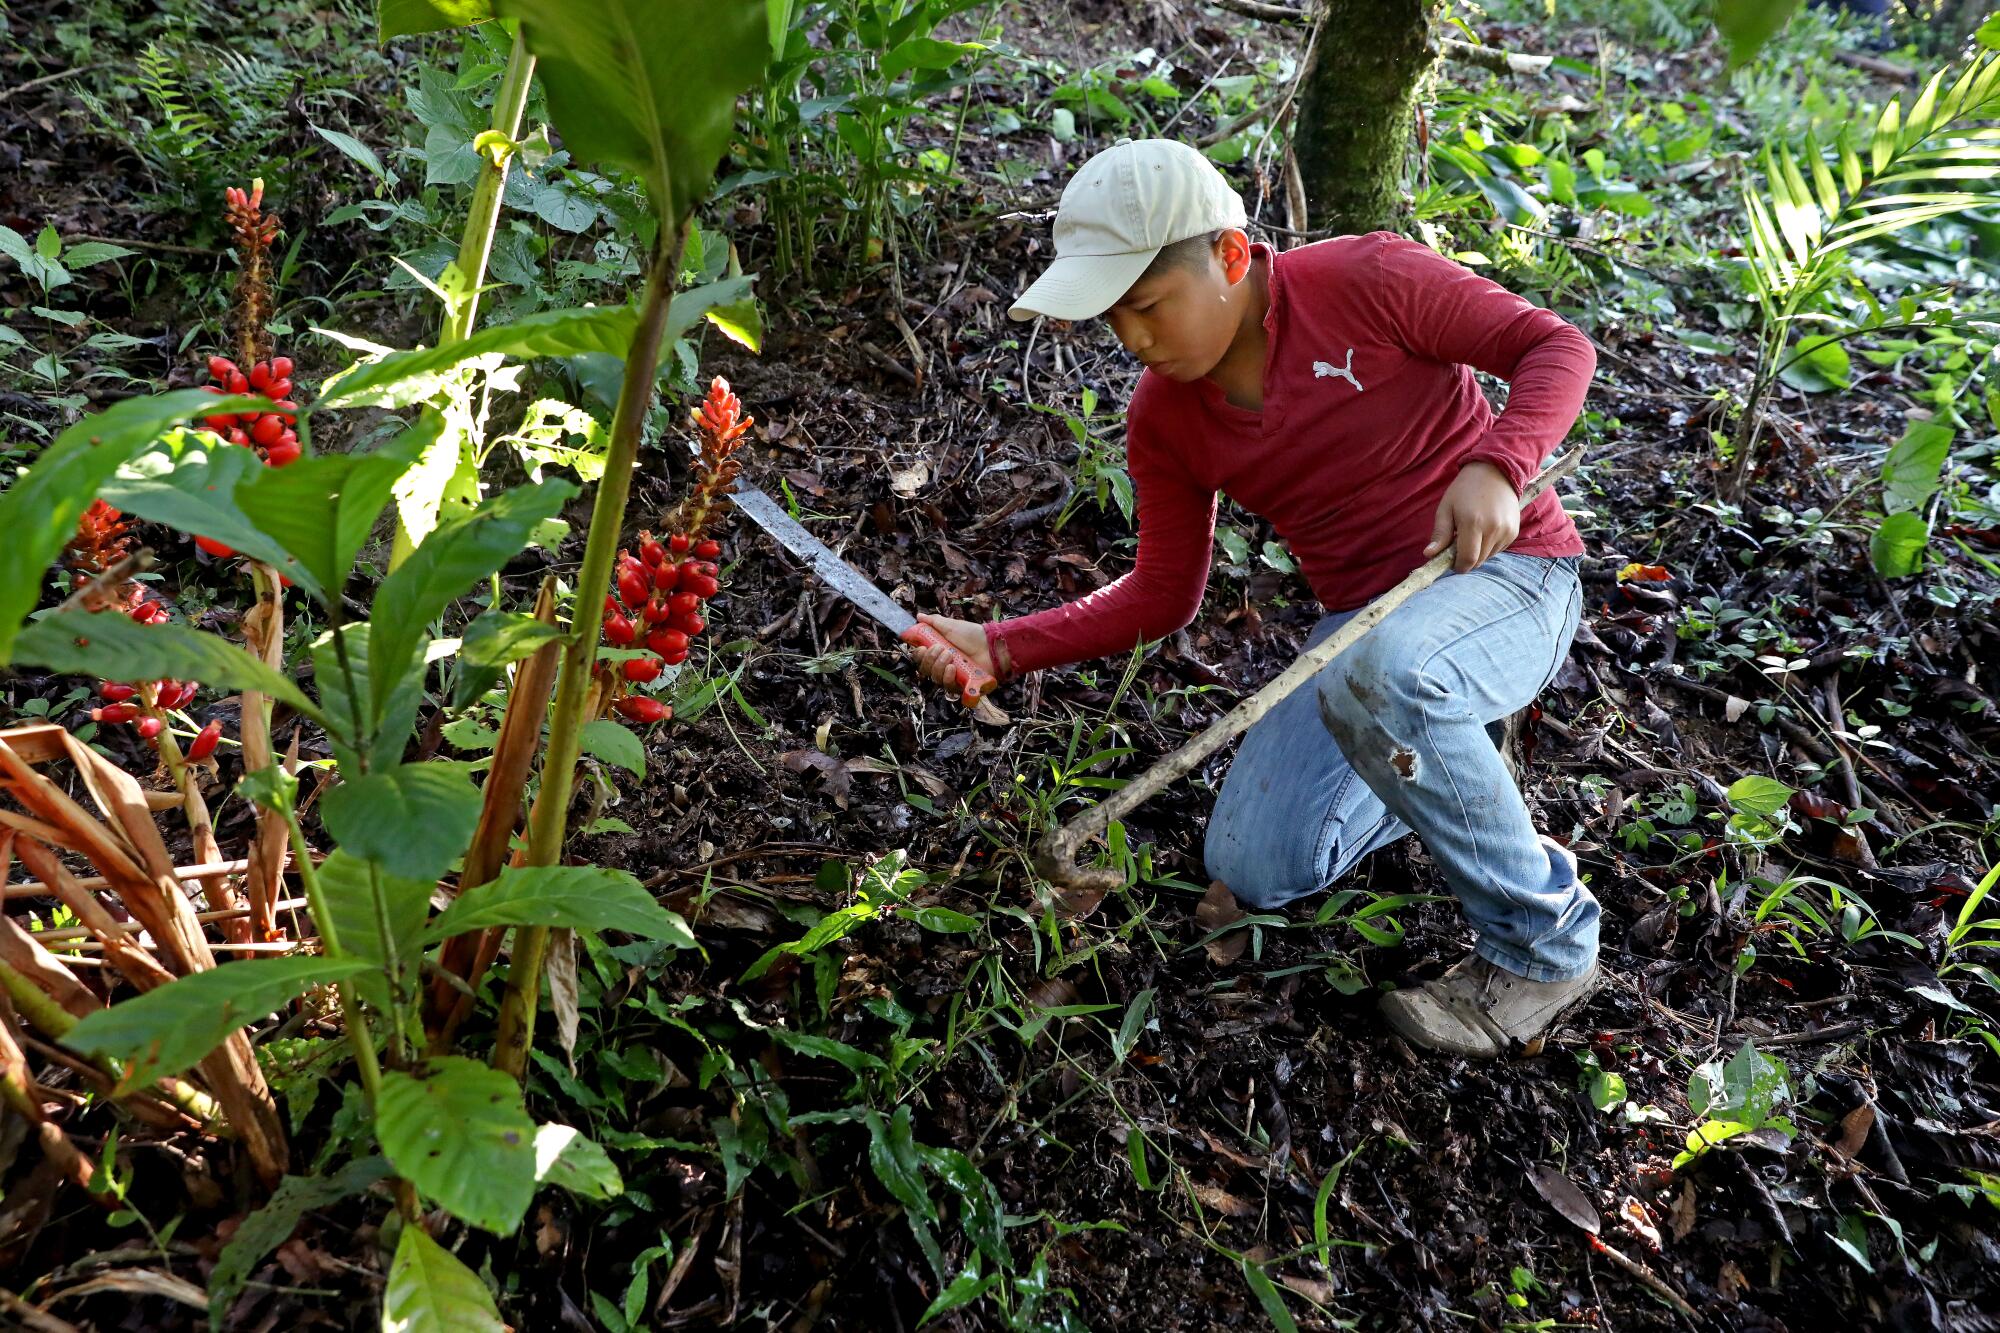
[{"xmin": 1007, "ymin": 248, "xmax": 1157, "ymax": 322}]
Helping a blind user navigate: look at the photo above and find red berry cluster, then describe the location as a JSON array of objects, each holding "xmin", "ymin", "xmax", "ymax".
[
  {"xmin": 200, "ymin": 354, "xmax": 299, "ymax": 467},
  {"xmin": 601, "ymin": 377, "xmax": 754, "ymax": 726}
]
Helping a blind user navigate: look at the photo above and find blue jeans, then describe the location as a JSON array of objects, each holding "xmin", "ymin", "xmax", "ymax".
[{"xmin": 1203, "ymin": 552, "xmax": 1597, "ymax": 982}]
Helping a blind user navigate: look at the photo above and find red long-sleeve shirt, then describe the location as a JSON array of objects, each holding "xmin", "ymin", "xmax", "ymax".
[{"xmin": 984, "ymin": 233, "xmax": 1592, "ymax": 680}]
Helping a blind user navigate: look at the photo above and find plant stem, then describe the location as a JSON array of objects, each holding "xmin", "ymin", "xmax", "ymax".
[
  {"xmin": 389, "ymin": 26, "xmax": 537, "ymax": 572},
  {"xmin": 283, "ymin": 809, "xmax": 382, "ymax": 1103},
  {"xmin": 491, "ymin": 221, "xmax": 689, "ymax": 1080},
  {"xmin": 443, "ymin": 27, "xmax": 536, "ymax": 346}
]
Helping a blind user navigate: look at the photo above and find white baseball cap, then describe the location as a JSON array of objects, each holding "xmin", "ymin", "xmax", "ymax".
[{"xmin": 1008, "ymin": 138, "xmax": 1247, "ymax": 322}]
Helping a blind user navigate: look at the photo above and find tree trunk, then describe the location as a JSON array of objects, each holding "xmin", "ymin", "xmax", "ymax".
[{"xmin": 1291, "ymin": 0, "xmax": 1441, "ymax": 236}]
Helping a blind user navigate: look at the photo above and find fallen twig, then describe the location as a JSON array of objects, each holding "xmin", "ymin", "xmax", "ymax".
[{"xmin": 1034, "ymin": 447, "xmax": 1584, "ymax": 892}]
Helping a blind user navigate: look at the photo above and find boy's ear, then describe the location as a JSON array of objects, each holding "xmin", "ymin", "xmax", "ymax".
[{"xmin": 1216, "ymin": 228, "xmax": 1253, "ymax": 284}]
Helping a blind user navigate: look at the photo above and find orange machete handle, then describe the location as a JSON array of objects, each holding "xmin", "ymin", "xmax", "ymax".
[{"xmin": 899, "ymin": 622, "xmax": 997, "ymax": 708}]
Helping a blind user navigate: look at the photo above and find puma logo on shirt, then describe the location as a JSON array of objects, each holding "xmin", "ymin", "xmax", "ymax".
[{"xmin": 1313, "ymin": 349, "xmax": 1364, "ymax": 392}]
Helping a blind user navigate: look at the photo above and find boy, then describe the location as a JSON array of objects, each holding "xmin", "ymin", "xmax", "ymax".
[{"xmin": 911, "ymin": 139, "xmax": 1598, "ymax": 1058}]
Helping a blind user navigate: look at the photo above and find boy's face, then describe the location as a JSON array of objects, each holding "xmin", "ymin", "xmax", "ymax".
[{"xmin": 1101, "ymin": 229, "xmax": 1255, "ymax": 382}]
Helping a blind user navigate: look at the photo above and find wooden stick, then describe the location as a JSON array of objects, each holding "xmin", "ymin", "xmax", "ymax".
[
  {"xmin": 3, "ymin": 857, "xmax": 258, "ymax": 900},
  {"xmin": 26, "ymin": 898, "xmax": 308, "ymax": 947},
  {"xmin": 1033, "ymin": 448, "xmax": 1585, "ymax": 892},
  {"xmin": 1442, "ymin": 38, "xmax": 1553, "ymax": 77}
]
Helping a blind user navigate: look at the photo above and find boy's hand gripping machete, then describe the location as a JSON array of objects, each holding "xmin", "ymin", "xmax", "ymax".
[
  {"xmin": 724, "ymin": 477, "xmax": 998, "ymax": 708},
  {"xmin": 1033, "ymin": 447, "xmax": 1585, "ymax": 895}
]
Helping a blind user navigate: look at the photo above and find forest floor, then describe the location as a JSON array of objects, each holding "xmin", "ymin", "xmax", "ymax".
[{"xmin": 3, "ymin": 2, "xmax": 1999, "ymax": 1331}]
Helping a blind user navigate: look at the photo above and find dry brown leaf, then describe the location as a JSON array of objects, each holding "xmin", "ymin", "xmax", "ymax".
[
  {"xmin": 888, "ymin": 461, "xmax": 929, "ymax": 497},
  {"xmin": 1666, "ymin": 1179, "xmax": 1697, "ymax": 1241},
  {"xmin": 1717, "ymin": 1258, "xmax": 1750, "ymax": 1302},
  {"xmin": 779, "ymin": 749, "xmax": 851, "ymax": 809},
  {"xmin": 1196, "ymin": 881, "xmax": 1248, "ymax": 964},
  {"xmin": 1021, "ymin": 976, "xmax": 1080, "ymax": 1013},
  {"xmin": 548, "ymin": 927, "xmax": 581, "ymax": 1074},
  {"xmin": 49, "ymin": 1269, "xmax": 207, "ymax": 1311},
  {"xmin": 1188, "ymin": 1181, "xmax": 1259, "ymax": 1218},
  {"xmin": 1619, "ymin": 1196, "xmax": 1663, "ymax": 1252},
  {"xmin": 1051, "ymin": 881, "xmax": 1108, "ymax": 920},
  {"xmin": 1835, "ymin": 1101, "xmax": 1875, "ymax": 1160},
  {"xmin": 1527, "ymin": 1164, "xmax": 1601, "ymax": 1234}
]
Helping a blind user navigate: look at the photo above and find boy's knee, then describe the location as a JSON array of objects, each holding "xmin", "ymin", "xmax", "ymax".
[{"xmin": 1316, "ymin": 631, "xmax": 1405, "ymax": 737}]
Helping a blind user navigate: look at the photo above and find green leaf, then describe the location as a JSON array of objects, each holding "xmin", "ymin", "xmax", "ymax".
[
  {"xmin": 321, "ymin": 762, "xmax": 482, "ymax": 883},
  {"xmin": 919, "ymin": 1265, "xmax": 998, "ymax": 1326},
  {"xmin": 579, "ymin": 718, "xmax": 645, "ymax": 777},
  {"xmin": 62, "ymin": 241, "xmax": 138, "ymax": 268},
  {"xmin": 534, "ymin": 1123, "xmax": 625, "ymax": 1199},
  {"xmin": 98, "ymin": 433, "xmax": 319, "ymax": 593},
  {"xmin": 494, "ymin": 0, "xmax": 767, "ymax": 218},
  {"xmin": 238, "ymin": 414, "xmax": 436, "ymax": 599},
  {"xmin": 13, "ymin": 613, "xmax": 321, "ymax": 722},
  {"xmin": 312, "ymin": 623, "xmax": 428, "ymax": 771},
  {"xmin": 63, "ymin": 957, "xmax": 369, "ymax": 1088},
  {"xmin": 864, "ymin": 1105, "xmax": 937, "ymax": 1223},
  {"xmin": 367, "ymin": 480, "xmax": 575, "ymax": 728},
  {"xmin": 316, "ymin": 851, "xmax": 432, "ymax": 1017},
  {"xmin": 311, "ymin": 123, "xmax": 397, "ymax": 187},
  {"xmin": 0, "ymin": 391, "xmax": 250, "ymax": 662},
  {"xmin": 379, "ymin": 0, "xmax": 496, "ymax": 38},
  {"xmin": 770, "ymin": 1028, "xmax": 888, "ymax": 1078},
  {"xmin": 1980, "ymin": 12, "xmax": 2000, "ymax": 49},
  {"xmin": 378, "ymin": 1056, "xmax": 536, "ymax": 1233},
  {"xmin": 897, "ymin": 905, "xmax": 980, "ymax": 933},
  {"xmin": 314, "ymin": 306, "xmax": 638, "ymax": 411},
  {"xmin": 1871, "ymin": 509, "xmax": 1931, "ymax": 577},
  {"xmin": 881, "ymin": 37, "xmax": 984, "ymax": 80},
  {"xmin": 425, "ymin": 864, "xmax": 695, "ymax": 946},
  {"xmin": 1239, "ymin": 1256, "xmax": 1300, "ymax": 1333},
  {"xmin": 208, "ymin": 1156, "xmax": 394, "ymax": 1330},
  {"xmin": 383, "ymin": 1216, "xmax": 507, "ymax": 1331},
  {"xmin": 1714, "ymin": 0, "xmax": 1802, "ymax": 68},
  {"xmin": 454, "ymin": 608, "xmax": 562, "ymax": 709},
  {"xmin": 1881, "ymin": 419, "xmax": 1953, "ymax": 513},
  {"xmin": 1113, "ymin": 987, "xmax": 1155, "ymax": 1064},
  {"xmin": 1725, "ymin": 775, "xmax": 1796, "ymax": 822}
]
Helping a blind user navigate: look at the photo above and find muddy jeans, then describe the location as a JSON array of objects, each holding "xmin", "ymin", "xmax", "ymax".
[{"xmin": 1203, "ymin": 552, "xmax": 1596, "ymax": 982}]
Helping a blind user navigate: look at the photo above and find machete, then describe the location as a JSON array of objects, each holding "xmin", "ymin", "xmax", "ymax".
[{"xmin": 726, "ymin": 479, "xmax": 997, "ymax": 708}]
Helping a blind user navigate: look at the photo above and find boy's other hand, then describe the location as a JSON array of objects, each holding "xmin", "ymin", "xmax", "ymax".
[
  {"xmin": 909, "ymin": 613, "xmax": 994, "ymax": 686},
  {"xmin": 1423, "ymin": 461, "xmax": 1519, "ymax": 573}
]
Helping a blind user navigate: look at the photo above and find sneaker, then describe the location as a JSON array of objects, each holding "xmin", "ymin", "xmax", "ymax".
[{"xmin": 1379, "ymin": 953, "xmax": 1601, "ymax": 1058}]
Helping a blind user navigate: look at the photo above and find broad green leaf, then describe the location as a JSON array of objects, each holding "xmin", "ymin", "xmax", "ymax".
[
  {"xmin": 378, "ymin": 0, "xmax": 496, "ymax": 38},
  {"xmin": 452, "ymin": 609, "xmax": 561, "ymax": 710},
  {"xmin": 425, "ymin": 865, "xmax": 694, "ymax": 946},
  {"xmin": 1725, "ymin": 775, "xmax": 1796, "ymax": 822},
  {"xmin": 63, "ymin": 957, "xmax": 369, "ymax": 1088},
  {"xmin": 579, "ymin": 718, "xmax": 645, "ymax": 777},
  {"xmin": 317, "ymin": 851, "xmax": 432, "ymax": 1018},
  {"xmin": 98, "ymin": 433, "xmax": 318, "ymax": 594},
  {"xmin": 321, "ymin": 762, "xmax": 482, "ymax": 883},
  {"xmin": 377, "ymin": 1056, "xmax": 536, "ymax": 1233},
  {"xmin": 770, "ymin": 1027, "xmax": 888, "ymax": 1077},
  {"xmin": 460, "ymin": 610, "xmax": 562, "ymax": 670},
  {"xmin": 881, "ymin": 37, "xmax": 984, "ymax": 81},
  {"xmin": 311, "ymin": 623, "xmax": 429, "ymax": 771},
  {"xmin": 864, "ymin": 1105, "xmax": 936, "ymax": 1223},
  {"xmin": 209, "ymin": 1156, "xmax": 394, "ymax": 1329},
  {"xmin": 494, "ymin": 0, "xmax": 766, "ymax": 218},
  {"xmin": 1871, "ymin": 509, "xmax": 1931, "ymax": 577},
  {"xmin": 311, "ymin": 123, "xmax": 398, "ymax": 187},
  {"xmin": 1713, "ymin": 0, "xmax": 1801, "ymax": 68},
  {"xmin": 383, "ymin": 1216, "xmax": 506, "ymax": 1332},
  {"xmin": 313, "ymin": 306, "xmax": 638, "ymax": 411},
  {"xmin": 14, "ymin": 613, "xmax": 321, "ymax": 722},
  {"xmin": 0, "ymin": 390, "xmax": 255, "ymax": 662},
  {"xmin": 534, "ymin": 1123, "xmax": 624, "ymax": 1199},
  {"xmin": 1880, "ymin": 419, "xmax": 1953, "ymax": 513},
  {"xmin": 367, "ymin": 480, "xmax": 575, "ymax": 727},
  {"xmin": 62, "ymin": 241, "xmax": 138, "ymax": 268},
  {"xmin": 238, "ymin": 413, "xmax": 437, "ymax": 599}
]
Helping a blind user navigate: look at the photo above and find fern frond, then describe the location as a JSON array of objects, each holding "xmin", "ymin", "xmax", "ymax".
[{"xmin": 1744, "ymin": 49, "xmax": 2000, "ymax": 310}]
